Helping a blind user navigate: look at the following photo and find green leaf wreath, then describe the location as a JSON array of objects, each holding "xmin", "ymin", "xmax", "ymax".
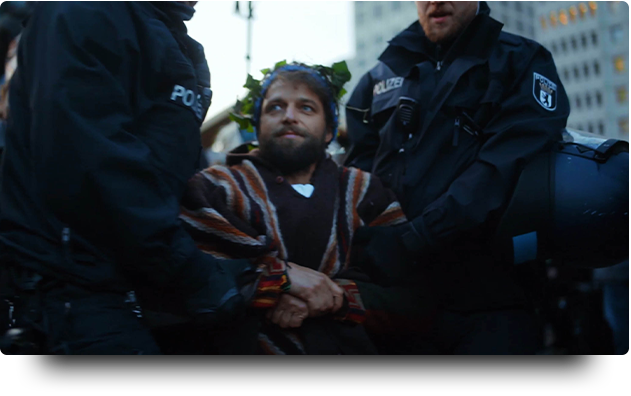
[{"xmin": 229, "ymin": 60, "xmax": 351, "ymax": 133}]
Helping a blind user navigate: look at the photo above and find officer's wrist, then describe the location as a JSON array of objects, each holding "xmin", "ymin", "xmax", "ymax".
[{"xmin": 399, "ymin": 221, "xmax": 428, "ymax": 254}]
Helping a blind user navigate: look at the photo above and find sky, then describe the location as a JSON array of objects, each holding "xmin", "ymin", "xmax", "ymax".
[{"xmin": 185, "ymin": 1, "xmax": 356, "ymax": 120}]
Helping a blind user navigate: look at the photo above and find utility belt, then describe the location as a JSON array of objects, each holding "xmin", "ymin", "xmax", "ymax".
[{"xmin": 0, "ymin": 263, "xmax": 145, "ymax": 354}]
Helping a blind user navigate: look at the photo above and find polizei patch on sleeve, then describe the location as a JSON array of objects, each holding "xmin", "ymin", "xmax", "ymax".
[
  {"xmin": 170, "ymin": 84, "xmax": 206, "ymax": 121},
  {"xmin": 373, "ymin": 77, "xmax": 404, "ymax": 96},
  {"xmin": 533, "ymin": 72, "xmax": 557, "ymax": 111}
]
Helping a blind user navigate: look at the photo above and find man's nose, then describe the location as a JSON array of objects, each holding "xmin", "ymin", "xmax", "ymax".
[{"xmin": 282, "ymin": 104, "xmax": 298, "ymax": 123}]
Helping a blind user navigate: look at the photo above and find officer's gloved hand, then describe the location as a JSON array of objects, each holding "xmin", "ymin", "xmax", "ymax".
[
  {"xmin": 397, "ymin": 219, "xmax": 430, "ymax": 255},
  {"xmin": 183, "ymin": 253, "xmax": 259, "ymax": 327},
  {"xmin": 352, "ymin": 225, "xmax": 417, "ymax": 287}
]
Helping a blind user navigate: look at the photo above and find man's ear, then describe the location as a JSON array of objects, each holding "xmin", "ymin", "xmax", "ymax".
[{"xmin": 325, "ymin": 127, "xmax": 334, "ymax": 145}]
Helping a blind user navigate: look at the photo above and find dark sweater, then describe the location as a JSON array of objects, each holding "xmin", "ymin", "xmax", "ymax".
[{"xmin": 181, "ymin": 151, "xmax": 420, "ymax": 354}]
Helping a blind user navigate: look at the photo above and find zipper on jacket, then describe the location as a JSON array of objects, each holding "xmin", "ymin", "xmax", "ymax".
[
  {"xmin": 399, "ymin": 132, "xmax": 414, "ymax": 154},
  {"xmin": 61, "ymin": 227, "xmax": 71, "ymax": 261},
  {"xmin": 435, "ymin": 44, "xmax": 443, "ymax": 71},
  {"xmin": 61, "ymin": 227, "xmax": 70, "ymax": 243},
  {"xmin": 453, "ymin": 117, "xmax": 460, "ymax": 146}
]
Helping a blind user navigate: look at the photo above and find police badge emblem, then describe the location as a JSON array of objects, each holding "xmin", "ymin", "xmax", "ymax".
[{"xmin": 533, "ymin": 72, "xmax": 557, "ymax": 111}]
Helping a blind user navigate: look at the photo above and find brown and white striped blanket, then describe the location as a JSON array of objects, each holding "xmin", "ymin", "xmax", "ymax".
[{"xmin": 179, "ymin": 154, "xmax": 406, "ymax": 353}]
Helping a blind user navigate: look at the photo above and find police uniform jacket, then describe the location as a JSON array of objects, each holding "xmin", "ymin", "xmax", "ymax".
[
  {"xmin": 344, "ymin": 2, "xmax": 570, "ymax": 311},
  {"xmin": 0, "ymin": 2, "xmax": 221, "ymax": 294}
]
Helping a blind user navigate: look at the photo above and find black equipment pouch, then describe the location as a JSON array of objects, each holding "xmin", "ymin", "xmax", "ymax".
[{"xmin": 495, "ymin": 129, "xmax": 629, "ymax": 269}]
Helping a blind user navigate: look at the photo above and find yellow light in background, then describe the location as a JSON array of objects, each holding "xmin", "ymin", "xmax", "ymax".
[
  {"xmin": 550, "ymin": 11, "xmax": 558, "ymax": 27},
  {"xmin": 614, "ymin": 57, "xmax": 626, "ymax": 73},
  {"xmin": 579, "ymin": 3, "xmax": 587, "ymax": 18},
  {"xmin": 619, "ymin": 119, "xmax": 629, "ymax": 134},
  {"xmin": 588, "ymin": 1, "xmax": 597, "ymax": 15},
  {"xmin": 559, "ymin": 10, "xmax": 569, "ymax": 25},
  {"xmin": 540, "ymin": 16, "xmax": 547, "ymax": 29},
  {"xmin": 617, "ymin": 88, "xmax": 627, "ymax": 103},
  {"xmin": 569, "ymin": 6, "xmax": 578, "ymax": 21}
]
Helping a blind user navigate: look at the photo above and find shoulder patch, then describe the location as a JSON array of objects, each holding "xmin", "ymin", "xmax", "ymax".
[{"xmin": 533, "ymin": 72, "xmax": 557, "ymax": 111}]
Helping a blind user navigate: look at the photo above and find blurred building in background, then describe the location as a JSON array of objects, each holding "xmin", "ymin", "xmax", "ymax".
[
  {"xmin": 534, "ymin": 1, "xmax": 629, "ymax": 140},
  {"xmin": 488, "ymin": 1, "xmax": 537, "ymax": 38},
  {"xmin": 346, "ymin": 1, "xmax": 415, "ymax": 85},
  {"xmin": 344, "ymin": 1, "xmax": 629, "ymax": 141}
]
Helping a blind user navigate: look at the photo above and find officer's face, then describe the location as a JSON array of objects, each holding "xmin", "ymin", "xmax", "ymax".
[
  {"xmin": 258, "ymin": 80, "xmax": 332, "ymax": 173},
  {"xmin": 416, "ymin": 1, "xmax": 478, "ymax": 44}
]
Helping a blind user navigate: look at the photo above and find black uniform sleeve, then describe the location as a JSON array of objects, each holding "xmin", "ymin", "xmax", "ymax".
[
  {"xmin": 27, "ymin": 3, "xmax": 226, "ymax": 292},
  {"xmin": 355, "ymin": 171, "xmax": 405, "ymax": 226},
  {"xmin": 402, "ymin": 47, "xmax": 570, "ymax": 252},
  {"xmin": 344, "ymin": 72, "xmax": 379, "ymax": 172},
  {"xmin": 354, "ymin": 280, "xmax": 437, "ymax": 339}
]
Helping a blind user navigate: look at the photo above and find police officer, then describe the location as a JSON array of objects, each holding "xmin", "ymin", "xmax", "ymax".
[
  {"xmin": 346, "ymin": 1, "xmax": 570, "ymax": 354},
  {"xmin": 0, "ymin": 2, "xmax": 255, "ymax": 354}
]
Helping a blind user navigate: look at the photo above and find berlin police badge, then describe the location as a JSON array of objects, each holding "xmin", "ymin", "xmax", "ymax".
[{"xmin": 533, "ymin": 72, "xmax": 557, "ymax": 111}]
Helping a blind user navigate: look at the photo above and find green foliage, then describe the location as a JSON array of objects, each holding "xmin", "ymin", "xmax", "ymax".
[
  {"xmin": 229, "ymin": 60, "xmax": 352, "ymax": 133},
  {"xmin": 274, "ymin": 60, "xmax": 288, "ymax": 70}
]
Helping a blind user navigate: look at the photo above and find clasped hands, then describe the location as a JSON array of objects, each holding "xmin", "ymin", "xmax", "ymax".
[{"xmin": 265, "ymin": 262, "xmax": 343, "ymax": 329}]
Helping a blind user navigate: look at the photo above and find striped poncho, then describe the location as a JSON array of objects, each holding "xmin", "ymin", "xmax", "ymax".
[{"xmin": 180, "ymin": 152, "xmax": 406, "ymax": 354}]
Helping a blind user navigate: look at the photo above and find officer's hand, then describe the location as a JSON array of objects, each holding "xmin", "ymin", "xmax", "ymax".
[
  {"xmin": 184, "ymin": 256, "xmax": 258, "ymax": 327},
  {"xmin": 266, "ymin": 294, "xmax": 309, "ymax": 328},
  {"xmin": 286, "ymin": 262, "xmax": 344, "ymax": 316},
  {"xmin": 352, "ymin": 225, "xmax": 416, "ymax": 287}
]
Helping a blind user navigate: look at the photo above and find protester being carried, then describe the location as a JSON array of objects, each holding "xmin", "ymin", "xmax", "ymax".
[{"xmin": 178, "ymin": 62, "xmax": 431, "ymax": 354}]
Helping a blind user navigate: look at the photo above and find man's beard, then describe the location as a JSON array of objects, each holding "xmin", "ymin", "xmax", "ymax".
[
  {"xmin": 422, "ymin": 18, "xmax": 466, "ymax": 44},
  {"xmin": 420, "ymin": 6, "xmax": 471, "ymax": 44},
  {"xmin": 258, "ymin": 126, "xmax": 327, "ymax": 175}
]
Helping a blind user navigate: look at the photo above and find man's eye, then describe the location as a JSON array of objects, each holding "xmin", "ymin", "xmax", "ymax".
[
  {"xmin": 267, "ymin": 104, "xmax": 282, "ymax": 112},
  {"xmin": 302, "ymin": 105, "xmax": 314, "ymax": 112}
]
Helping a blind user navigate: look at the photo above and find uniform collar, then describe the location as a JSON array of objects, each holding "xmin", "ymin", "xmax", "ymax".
[
  {"xmin": 151, "ymin": 1, "xmax": 196, "ymax": 21},
  {"xmin": 146, "ymin": 2, "xmax": 209, "ymax": 87},
  {"xmin": 379, "ymin": 1, "xmax": 502, "ymax": 76},
  {"xmin": 149, "ymin": 1, "xmax": 195, "ymax": 33}
]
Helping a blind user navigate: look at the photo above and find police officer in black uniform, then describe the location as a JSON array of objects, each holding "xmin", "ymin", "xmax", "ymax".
[
  {"xmin": 346, "ymin": 1, "xmax": 570, "ymax": 354},
  {"xmin": 0, "ymin": 1, "xmax": 255, "ymax": 354}
]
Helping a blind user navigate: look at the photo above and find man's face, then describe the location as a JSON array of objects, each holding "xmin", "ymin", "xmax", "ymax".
[
  {"xmin": 258, "ymin": 80, "xmax": 332, "ymax": 174},
  {"xmin": 416, "ymin": 1, "xmax": 478, "ymax": 44}
]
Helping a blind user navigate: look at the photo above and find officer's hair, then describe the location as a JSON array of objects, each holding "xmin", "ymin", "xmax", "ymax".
[{"xmin": 264, "ymin": 69, "xmax": 337, "ymax": 135}]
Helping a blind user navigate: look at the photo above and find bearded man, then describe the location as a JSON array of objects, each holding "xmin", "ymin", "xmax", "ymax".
[{"xmin": 173, "ymin": 63, "xmax": 432, "ymax": 354}]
